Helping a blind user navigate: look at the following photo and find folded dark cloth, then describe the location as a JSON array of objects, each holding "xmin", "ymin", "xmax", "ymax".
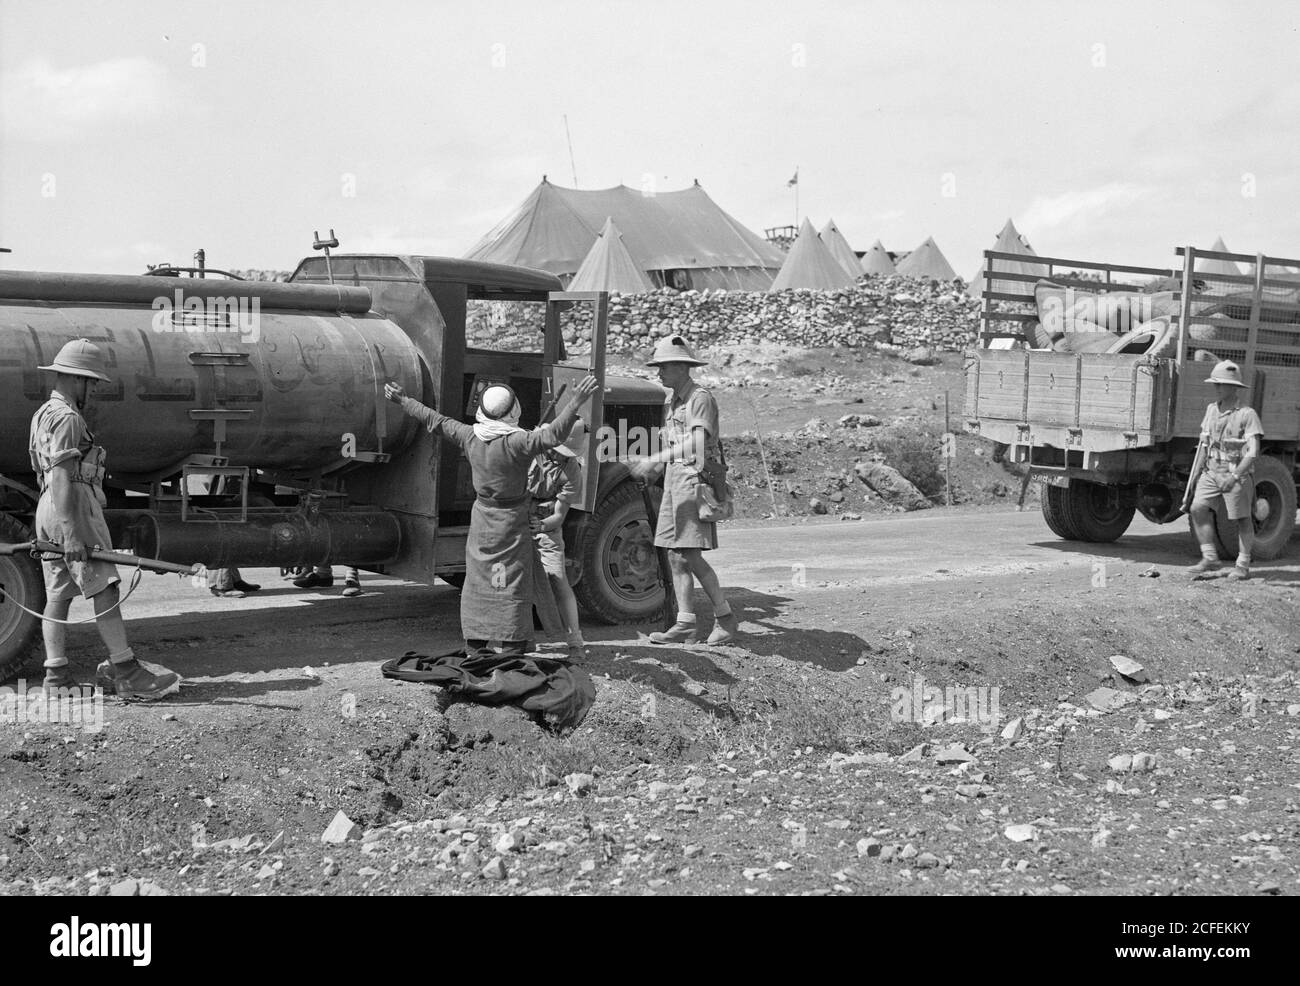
[{"xmin": 380, "ymin": 649, "xmax": 596, "ymax": 731}]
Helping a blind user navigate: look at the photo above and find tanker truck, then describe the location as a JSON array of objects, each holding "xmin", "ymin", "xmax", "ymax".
[{"xmin": 0, "ymin": 254, "xmax": 670, "ymax": 680}]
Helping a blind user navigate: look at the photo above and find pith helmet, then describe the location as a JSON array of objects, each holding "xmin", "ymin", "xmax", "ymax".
[
  {"xmin": 556, "ymin": 418, "xmax": 589, "ymax": 457},
  {"xmin": 1205, "ymin": 360, "xmax": 1246, "ymax": 387},
  {"xmin": 39, "ymin": 338, "xmax": 111, "ymax": 382},
  {"xmin": 646, "ymin": 335, "xmax": 708, "ymax": 367}
]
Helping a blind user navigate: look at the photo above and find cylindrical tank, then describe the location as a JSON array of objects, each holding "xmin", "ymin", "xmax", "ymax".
[
  {"xmin": 0, "ymin": 270, "xmax": 426, "ymax": 479},
  {"xmin": 118, "ymin": 509, "xmax": 403, "ymax": 568}
]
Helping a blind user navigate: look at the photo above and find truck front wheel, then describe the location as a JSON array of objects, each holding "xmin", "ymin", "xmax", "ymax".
[
  {"xmin": 0, "ymin": 515, "xmax": 45, "ymax": 683},
  {"xmin": 573, "ymin": 481, "xmax": 667, "ymax": 625},
  {"xmin": 1063, "ymin": 480, "xmax": 1137, "ymax": 542},
  {"xmin": 1208, "ymin": 456, "xmax": 1297, "ymax": 561}
]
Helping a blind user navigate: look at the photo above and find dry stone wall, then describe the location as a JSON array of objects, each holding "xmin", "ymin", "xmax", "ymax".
[{"xmin": 467, "ymin": 275, "xmax": 981, "ymax": 355}]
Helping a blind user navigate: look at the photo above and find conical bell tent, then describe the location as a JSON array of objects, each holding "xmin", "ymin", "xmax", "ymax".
[
  {"xmin": 819, "ymin": 218, "xmax": 864, "ymax": 278},
  {"xmin": 1195, "ymin": 236, "xmax": 1244, "ymax": 277},
  {"xmin": 859, "ymin": 239, "xmax": 897, "ymax": 275},
  {"xmin": 895, "ymin": 236, "xmax": 958, "ymax": 282},
  {"xmin": 967, "ymin": 219, "xmax": 1039, "ymax": 298},
  {"xmin": 568, "ymin": 218, "xmax": 655, "ymax": 294},
  {"xmin": 770, "ymin": 218, "xmax": 859, "ymax": 291}
]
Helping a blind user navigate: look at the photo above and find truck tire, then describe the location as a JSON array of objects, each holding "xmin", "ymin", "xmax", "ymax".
[
  {"xmin": 1040, "ymin": 483, "xmax": 1082, "ymax": 539},
  {"xmin": 1063, "ymin": 480, "xmax": 1137, "ymax": 542},
  {"xmin": 0, "ymin": 514, "xmax": 45, "ymax": 683},
  {"xmin": 573, "ymin": 480, "xmax": 667, "ymax": 625},
  {"xmin": 1104, "ymin": 316, "xmax": 1175, "ymax": 358},
  {"xmin": 1209, "ymin": 456, "xmax": 1297, "ymax": 561}
]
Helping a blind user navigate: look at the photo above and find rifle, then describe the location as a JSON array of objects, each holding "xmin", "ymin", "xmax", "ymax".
[
  {"xmin": 1172, "ymin": 434, "xmax": 1210, "ymax": 522},
  {"xmin": 635, "ymin": 479, "xmax": 677, "ymax": 631},
  {"xmin": 0, "ymin": 541, "xmax": 199, "ymax": 576}
]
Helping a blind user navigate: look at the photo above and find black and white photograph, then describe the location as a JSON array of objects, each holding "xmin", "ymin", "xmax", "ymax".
[{"xmin": 0, "ymin": 0, "xmax": 1294, "ymax": 943}]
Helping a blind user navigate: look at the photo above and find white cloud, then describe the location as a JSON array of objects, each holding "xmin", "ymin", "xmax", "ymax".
[
  {"xmin": 1020, "ymin": 183, "xmax": 1152, "ymax": 237},
  {"xmin": 344, "ymin": 229, "xmax": 463, "ymax": 257},
  {"xmin": 89, "ymin": 242, "xmax": 173, "ymax": 268},
  {"xmin": 1, "ymin": 57, "xmax": 182, "ymax": 141}
]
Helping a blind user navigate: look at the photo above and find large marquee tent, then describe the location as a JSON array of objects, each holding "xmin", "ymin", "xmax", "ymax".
[{"xmin": 465, "ymin": 178, "xmax": 786, "ymax": 290}]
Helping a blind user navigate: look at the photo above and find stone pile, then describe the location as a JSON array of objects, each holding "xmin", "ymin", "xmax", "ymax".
[
  {"xmin": 225, "ymin": 272, "xmax": 980, "ymax": 356},
  {"xmin": 229, "ymin": 269, "xmax": 290, "ymax": 282},
  {"xmin": 416, "ymin": 275, "xmax": 983, "ymax": 356},
  {"xmin": 584, "ymin": 274, "xmax": 977, "ymax": 354}
]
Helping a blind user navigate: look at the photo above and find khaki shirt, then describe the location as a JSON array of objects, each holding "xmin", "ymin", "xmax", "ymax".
[
  {"xmin": 29, "ymin": 392, "xmax": 109, "ymax": 507},
  {"xmin": 527, "ymin": 454, "xmax": 582, "ymax": 511},
  {"xmin": 1199, "ymin": 402, "xmax": 1263, "ymax": 473},
  {"xmin": 662, "ymin": 379, "xmax": 721, "ymax": 472}
]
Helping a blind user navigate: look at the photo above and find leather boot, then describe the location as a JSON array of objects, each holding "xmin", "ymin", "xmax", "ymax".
[{"xmin": 649, "ymin": 620, "xmax": 699, "ymax": 645}]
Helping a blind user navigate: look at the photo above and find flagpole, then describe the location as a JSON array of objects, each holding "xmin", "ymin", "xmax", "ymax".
[{"xmin": 794, "ymin": 166, "xmax": 799, "ymax": 229}]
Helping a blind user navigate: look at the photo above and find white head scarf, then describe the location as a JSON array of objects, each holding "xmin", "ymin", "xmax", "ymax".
[{"xmin": 472, "ymin": 385, "xmax": 524, "ymax": 442}]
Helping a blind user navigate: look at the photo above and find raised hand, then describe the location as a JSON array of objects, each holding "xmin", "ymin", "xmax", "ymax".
[
  {"xmin": 557, "ymin": 374, "xmax": 600, "ymax": 421},
  {"xmin": 569, "ymin": 375, "xmax": 599, "ymax": 403}
]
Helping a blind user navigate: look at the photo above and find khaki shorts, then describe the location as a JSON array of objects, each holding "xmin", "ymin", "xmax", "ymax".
[
  {"xmin": 1193, "ymin": 468, "xmax": 1255, "ymax": 521},
  {"xmin": 534, "ymin": 528, "xmax": 566, "ymax": 579},
  {"xmin": 655, "ymin": 462, "xmax": 718, "ymax": 550},
  {"xmin": 35, "ymin": 489, "xmax": 120, "ymax": 602}
]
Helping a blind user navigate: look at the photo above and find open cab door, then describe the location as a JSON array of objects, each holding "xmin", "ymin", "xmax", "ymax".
[{"xmin": 543, "ymin": 291, "xmax": 607, "ymax": 511}]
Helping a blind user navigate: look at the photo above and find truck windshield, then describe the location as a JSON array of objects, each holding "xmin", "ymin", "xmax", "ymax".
[{"xmin": 466, "ymin": 299, "xmax": 547, "ymax": 353}]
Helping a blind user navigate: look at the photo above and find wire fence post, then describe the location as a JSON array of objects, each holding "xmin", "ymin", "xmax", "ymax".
[{"xmin": 944, "ymin": 391, "xmax": 953, "ymax": 507}]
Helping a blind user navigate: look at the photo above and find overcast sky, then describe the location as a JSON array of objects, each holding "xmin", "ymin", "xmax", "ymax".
[{"xmin": 2, "ymin": 0, "xmax": 1297, "ymax": 278}]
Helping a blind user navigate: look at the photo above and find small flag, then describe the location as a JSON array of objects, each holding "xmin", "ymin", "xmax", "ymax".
[{"xmin": 787, "ymin": 168, "xmax": 799, "ymax": 188}]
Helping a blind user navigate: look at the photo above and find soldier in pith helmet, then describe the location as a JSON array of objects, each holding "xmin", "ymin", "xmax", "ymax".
[
  {"xmin": 1187, "ymin": 360, "xmax": 1264, "ymax": 581},
  {"xmin": 30, "ymin": 339, "xmax": 181, "ymax": 698},
  {"xmin": 628, "ymin": 336, "xmax": 740, "ymax": 645}
]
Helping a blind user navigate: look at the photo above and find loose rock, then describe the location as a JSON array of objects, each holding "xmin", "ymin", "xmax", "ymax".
[
  {"xmin": 1004, "ymin": 824, "xmax": 1038, "ymax": 843},
  {"xmin": 564, "ymin": 773, "xmax": 595, "ymax": 796},
  {"xmin": 321, "ymin": 811, "xmax": 362, "ymax": 844}
]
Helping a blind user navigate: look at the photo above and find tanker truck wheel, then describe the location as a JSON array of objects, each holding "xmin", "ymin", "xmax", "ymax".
[
  {"xmin": 1040, "ymin": 483, "xmax": 1082, "ymax": 539},
  {"xmin": 1062, "ymin": 480, "xmax": 1137, "ymax": 542},
  {"xmin": 0, "ymin": 515, "xmax": 45, "ymax": 683},
  {"xmin": 1207, "ymin": 456, "xmax": 1297, "ymax": 561},
  {"xmin": 574, "ymin": 481, "xmax": 667, "ymax": 625}
]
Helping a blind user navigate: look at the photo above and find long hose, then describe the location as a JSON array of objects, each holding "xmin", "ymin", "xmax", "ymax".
[{"xmin": 2, "ymin": 564, "xmax": 146, "ymax": 624}]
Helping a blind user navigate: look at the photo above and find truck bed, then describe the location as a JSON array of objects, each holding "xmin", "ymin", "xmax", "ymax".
[
  {"xmin": 965, "ymin": 348, "xmax": 1175, "ymax": 453},
  {"xmin": 968, "ymin": 245, "xmax": 1300, "ymax": 448}
]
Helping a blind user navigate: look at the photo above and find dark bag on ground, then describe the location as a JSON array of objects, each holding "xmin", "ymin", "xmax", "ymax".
[{"xmin": 380, "ymin": 649, "xmax": 595, "ymax": 730}]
